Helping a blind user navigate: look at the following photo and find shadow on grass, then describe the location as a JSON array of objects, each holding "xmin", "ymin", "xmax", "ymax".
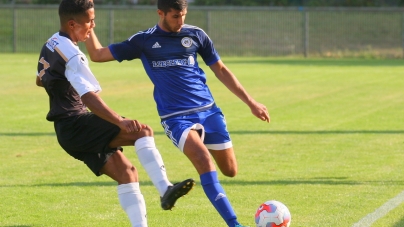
[
  {"xmin": 2, "ymin": 178, "xmax": 404, "ymax": 188},
  {"xmin": 227, "ymin": 130, "xmax": 404, "ymax": 135},
  {"xmin": 1, "ymin": 130, "xmax": 403, "ymax": 137},
  {"xmin": 219, "ymin": 178, "xmax": 404, "ymax": 186},
  {"xmin": 2, "ymin": 226, "xmax": 32, "ymax": 227},
  {"xmin": 0, "ymin": 132, "xmax": 55, "ymax": 136},
  {"xmin": 223, "ymin": 58, "xmax": 404, "ymax": 67},
  {"xmin": 0, "ymin": 181, "xmax": 153, "ymax": 188},
  {"xmin": 393, "ymin": 216, "xmax": 404, "ymax": 227}
]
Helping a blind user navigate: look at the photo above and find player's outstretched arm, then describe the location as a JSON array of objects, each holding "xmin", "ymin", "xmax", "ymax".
[
  {"xmin": 209, "ymin": 60, "xmax": 270, "ymax": 123},
  {"xmin": 85, "ymin": 30, "xmax": 115, "ymax": 62}
]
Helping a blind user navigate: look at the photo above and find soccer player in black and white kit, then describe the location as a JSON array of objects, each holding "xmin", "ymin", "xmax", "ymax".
[{"xmin": 36, "ymin": 0, "xmax": 194, "ymax": 226}]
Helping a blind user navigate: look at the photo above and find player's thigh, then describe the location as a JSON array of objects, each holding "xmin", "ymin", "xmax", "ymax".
[
  {"xmin": 161, "ymin": 115, "xmax": 201, "ymax": 152},
  {"xmin": 203, "ymin": 110, "xmax": 232, "ymax": 150},
  {"xmin": 55, "ymin": 113, "xmax": 121, "ymax": 153},
  {"xmin": 109, "ymin": 124, "xmax": 154, "ymax": 148},
  {"xmin": 55, "ymin": 113, "xmax": 125, "ymax": 177},
  {"xmin": 209, "ymin": 147, "xmax": 238, "ymax": 177},
  {"xmin": 183, "ymin": 130, "xmax": 216, "ymax": 175},
  {"xmin": 100, "ymin": 150, "xmax": 138, "ymax": 184}
]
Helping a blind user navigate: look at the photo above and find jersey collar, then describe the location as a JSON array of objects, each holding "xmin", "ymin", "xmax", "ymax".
[{"xmin": 59, "ymin": 31, "xmax": 72, "ymax": 40}]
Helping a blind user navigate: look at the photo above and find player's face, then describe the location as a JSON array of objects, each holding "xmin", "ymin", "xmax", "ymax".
[
  {"xmin": 70, "ymin": 8, "xmax": 95, "ymax": 43},
  {"xmin": 158, "ymin": 8, "xmax": 187, "ymax": 33}
]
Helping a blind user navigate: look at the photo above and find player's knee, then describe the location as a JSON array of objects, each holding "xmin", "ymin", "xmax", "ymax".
[
  {"xmin": 126, "ymin": 165, "xmax": 137, "ymax": 176},
  {"xmin": 140, "ymin": 125, "xmax": 154, "ymax": 137},
  {"xmin": 118, "ymin": 165, "xmax": 138, "ymax": 183},
  {"xmin": 218, "ymin": 161, "xmax": 238, "ymax": 177},
  {"xmin": 222, "ymin": 168, "xmax": 237, "ymax": 177}
]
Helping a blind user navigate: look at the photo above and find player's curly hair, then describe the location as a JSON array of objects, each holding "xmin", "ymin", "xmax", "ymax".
[
  {"xmin": 158, "ymin": 0, "xmax": 187, "ymax": 14},
  {"xmin": 58, "ymin": 0, "xmax": 94, "ymax": 24}
]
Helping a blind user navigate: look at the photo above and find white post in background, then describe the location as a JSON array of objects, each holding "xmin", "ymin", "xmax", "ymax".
[
  {"xmin": 402, "ymin": 12, "xmax": 404, "ymax": 59},
  {"xmin": 206, "ymin": 10, "xmax": 211, "ymax": 37},
  {"xmin": 303, "ymin": 10, "xmax": 309, "ymax": 58},
  {"xmin": 13, "ymin": 4, "xmax": 16, "ymax": 53},
  {"xmin": 109, "ymin": 9, "xmax": 114, "ymax": 44}
]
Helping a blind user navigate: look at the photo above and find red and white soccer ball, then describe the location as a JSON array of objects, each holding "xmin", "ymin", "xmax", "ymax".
[{"xmin": 254, "ymin": 200, "xmax": 291, "ymax": 227}]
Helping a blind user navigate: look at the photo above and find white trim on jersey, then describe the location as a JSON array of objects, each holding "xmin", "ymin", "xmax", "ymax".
[
  {"xmin": 128, "ymin": 26, "xmax": 157, "ymax": 41},
  {"xmin": 182, "ymin": 24, "xmax": 212, "ymax": 40},
  {"xmin": 65, "ymin": 54, "xmax": 101, "ymax": 97},
  {"xmin": 160, "ymin": 102, "xmax": 215, "ymax": 119}
]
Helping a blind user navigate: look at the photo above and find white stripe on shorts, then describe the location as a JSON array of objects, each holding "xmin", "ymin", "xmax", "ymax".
[
  {"xmin": 179, "ymin": 123, "xmax": 205, "ymax": 152},
  {"xmin": 205, "ymin": 141, "xmax": 233, "ymax": 150}
]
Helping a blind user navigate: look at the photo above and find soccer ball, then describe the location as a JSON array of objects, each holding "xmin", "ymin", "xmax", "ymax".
[{"xmin": 254, "ymin": 200, "xmax": 291, "ymax": 227}]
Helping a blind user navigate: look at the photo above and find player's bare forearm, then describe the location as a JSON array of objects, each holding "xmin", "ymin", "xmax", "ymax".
[
  {"xmin": 81, "ymin": 92, "xmax": 142, "ymax": 132},
  {"xmin": 81, "ymin": 92, "xmax": 122, "ymax": 124},
  {"xmin": 210, "ymin": 60, "xmax": 254, "ymax": 106},
  {"xmin": 85, "ymin": 30, "xmax": 114, "ymax": 62},
  {"xmin": 210, "ymin": 61, "xmax": 270, "ymax": 122}
]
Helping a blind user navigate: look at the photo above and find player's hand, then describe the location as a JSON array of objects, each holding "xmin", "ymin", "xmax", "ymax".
[
  {"xmin": 250, "ymin": 101, "xmax": 270, "ymax": 123},
  {"xmin": 118, "ymin": 118, "xmax": 146, "ymax": 133}
]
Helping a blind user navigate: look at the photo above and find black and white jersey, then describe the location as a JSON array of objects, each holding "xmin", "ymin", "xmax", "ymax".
[{"xmin": 37, "ymin": 32, "xmax": 101, "ymax": 121}]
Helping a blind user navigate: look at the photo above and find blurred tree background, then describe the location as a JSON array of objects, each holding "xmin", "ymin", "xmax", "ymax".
[
  {"xmin": 193, "ymin": 0, "xmax": 404, "ymax": 6},
  {"xmin": 2, "ymin": 0, "xmax": 404, "ymax": 5}
]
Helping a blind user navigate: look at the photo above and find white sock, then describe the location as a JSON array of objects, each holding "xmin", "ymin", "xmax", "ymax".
[
  {"xmin": 117, "ymin": 182, "xmax": 147, "ymax": 227},
  {"xmin": 135, "ymin": 137, "xmax": 171, "ymax": 197}
]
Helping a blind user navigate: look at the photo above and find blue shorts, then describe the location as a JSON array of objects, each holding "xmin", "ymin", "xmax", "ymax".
[{"xmin": 161, "ymin": 105, "xmax": 232, "ymax": 152}]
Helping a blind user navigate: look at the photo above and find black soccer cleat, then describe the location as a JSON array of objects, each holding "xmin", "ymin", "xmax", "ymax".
[{"xmin": 160, "ymin": 178, "xmax": 195, "ymax": 210}]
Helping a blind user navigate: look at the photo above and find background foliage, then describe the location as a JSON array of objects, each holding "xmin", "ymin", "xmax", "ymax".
[
  {"xmin": 2, "ymin": 0, "xmax": 404, "ymax": 6},
  {"xmin": 1, "ymin": 6, "xmax": 403, "ymax": 58},
  {"xmin": 193, "ymin": 0, "xmax": 404, "ymax": 6}
]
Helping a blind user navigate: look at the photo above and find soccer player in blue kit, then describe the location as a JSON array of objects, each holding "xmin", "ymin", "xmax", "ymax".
[{"xmin": 85, "ymin": 0, "xmax": 270, "ymax": 226}]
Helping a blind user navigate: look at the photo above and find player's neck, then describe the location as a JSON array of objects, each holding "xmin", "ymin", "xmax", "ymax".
[
  {"xmin": 59, "ymin": 28, "xmax": 78, "ymax": 45},
  {"xmin": 157, "ymin": 23, "xmax": 169, "ymax": 33}
]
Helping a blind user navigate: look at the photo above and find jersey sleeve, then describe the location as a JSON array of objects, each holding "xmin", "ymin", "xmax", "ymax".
[
  {"xmin": 65, "ymin": 54, "xmax": 102, "ymax": 97},
  {"xmin": 109, "ymin": 35, "xmax": 143, "ymax": 62},
  {"xmin": 196, "ymin": 30, "xmax": 220, "ymax": 66}
]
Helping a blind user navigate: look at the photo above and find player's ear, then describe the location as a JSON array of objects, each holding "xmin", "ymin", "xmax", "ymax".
[
  {"xmin": 68, "ymin": 20, "xmax": 75, "ymax": 29},
  {"xmin": 157, "ymin": 9, "xmax": 164, "ymax": 17}
]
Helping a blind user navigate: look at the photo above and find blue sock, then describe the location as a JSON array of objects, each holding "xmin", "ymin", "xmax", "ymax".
[{"xmin": 200, "ymin": 171, "xmax": 239, "ymax": 227}]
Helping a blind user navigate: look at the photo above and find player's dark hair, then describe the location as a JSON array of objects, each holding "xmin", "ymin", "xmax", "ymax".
[
  {"xmin": 158, "ymin": 0, "xmax": 187, "ymax": 14},
  {"xmin": 58, "ymin": 0, "xmax": 94, "ymax": 24}
]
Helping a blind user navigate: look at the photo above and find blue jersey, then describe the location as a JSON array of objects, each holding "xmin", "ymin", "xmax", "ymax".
[{"xmin": 109, "ymin": 24, "xmax": 220, "ymax": 118}]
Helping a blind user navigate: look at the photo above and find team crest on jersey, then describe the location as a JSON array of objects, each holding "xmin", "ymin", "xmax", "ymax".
[
  {"xmin": 181, "ymin": 37, "xmax": 193, "ymax": 48},
  {"xmin": 46, "ymin": 38, "xmax": 59, "ymax": 52}
]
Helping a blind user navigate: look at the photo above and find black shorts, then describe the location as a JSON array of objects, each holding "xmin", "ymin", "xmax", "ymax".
[{"xmin": 54, "ymin": 112, "xmax": 122, "ymax": 176}]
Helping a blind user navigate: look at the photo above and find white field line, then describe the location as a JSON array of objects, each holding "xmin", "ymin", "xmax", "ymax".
[{"xmin": 352, "ymin": 190, "xmax": 404, "ymax": 227}]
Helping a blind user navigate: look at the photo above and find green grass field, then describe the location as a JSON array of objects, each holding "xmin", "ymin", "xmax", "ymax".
[{"xmin": 1, "ymin": 54, "xmax": 404, "ymax": 227}]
